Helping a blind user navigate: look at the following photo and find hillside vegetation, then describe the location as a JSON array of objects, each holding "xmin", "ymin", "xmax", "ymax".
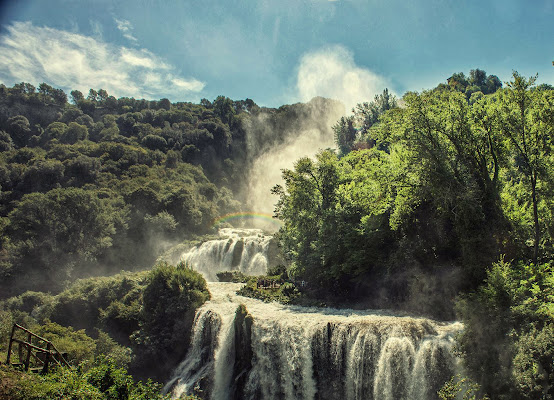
[
  {"xmin": 274, "ymin": 70, "xmax": 554, "ymax": 399},
  {"xmin": 1, "ymin": 69, "xmax": 553, "ymax": 399},
  {"xmin": 0, "ymin": 82, "xmax": 339, "ymax": 297}
]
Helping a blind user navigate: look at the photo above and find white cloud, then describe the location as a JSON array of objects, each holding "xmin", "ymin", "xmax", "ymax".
[
  {"xmin": 120, "ymin": 48, "xmax": 164, "ymax": 69},
  {"xmin": 172, "ymin": 78, "xmax": 205, "ymax": 92},
  {"xmin": 0, "ymin": 21, "xmax": 205, "ymax": 100},
  {"xmin": 296, "ymin": 45, "xmax": 390, "ymax": 111},
  {"xmin": 114, "ymin": 18, "xmax": 138, "ymax": 43}
]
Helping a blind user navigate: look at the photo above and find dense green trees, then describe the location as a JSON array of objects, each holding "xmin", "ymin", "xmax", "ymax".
[
  {"xmin": 456, "ymin": 259, "xmax": 554, "ymax": 399},
  {"xmin": 2, "ymin": 188, "xmax": 120, "ymax": 294},
  {"xmin": 440, "ymin": 68, "xmax": 502, "ymax": 97},
  {"xmin": 0, "ymin": 81, "xmax": 271, "ymax": 297},
  {"xmin": 333, "ymin": 89, "xmax": 397, "ymax": 156},
  {"xmin": 277, "ymin": 70, "xmax": 552, "ymax": 288},
  {"xmin": 137, "ymin": 262, "xmax": 210, "ymax": 378},
  {"xmin": 0, "ymin": 262, "xmax": 208, "ymax": 397},
  {"xmin": 498, "ymin": 73, "xmax": 554, "ymax": 263},
  {"xmin": 274, "ymin": 70, "xmax": 554, "ymax": 398},
  {"xmin": 0, "ymin": 80, "xmax": 337, "ymax": 298}
]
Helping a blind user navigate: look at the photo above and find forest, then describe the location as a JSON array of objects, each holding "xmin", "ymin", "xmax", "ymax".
[
  {"xmin": 273, "ymin": 70, "xmax": 554, "ymax": 399},
  {"xmin": 0, "ymin": 68, "xmax": 553, "ymax": 399}
]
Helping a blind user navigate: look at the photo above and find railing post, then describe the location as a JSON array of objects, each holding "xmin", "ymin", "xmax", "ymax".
[
  {"xmin": 6, "ymin": 324, "xmax": 17, "ymax": 365},
  {"xmin": 24, "ymin": 331, "xmax": 32, "ymax": 371},
  {"xmin": 42, "ymin": 342, "xmax": 51, "ymax": 374}
]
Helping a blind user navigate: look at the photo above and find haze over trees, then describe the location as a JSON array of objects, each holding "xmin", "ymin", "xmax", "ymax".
[{"xmin": 0, "ymin": 82, "xmax": 336, "ymax": 297}]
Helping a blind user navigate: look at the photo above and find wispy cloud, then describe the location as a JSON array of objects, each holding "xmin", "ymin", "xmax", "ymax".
[
  {"xmin": 172, "ymin": 78, "xmax": 205, "ymax": 92},
  {"xmin": 90, "ymin": 19, "xmax": 103, "ymax": 40},
  {"xmin": 0, "ymin": 21, "xmax": 205, "ymax": 100},
  {"xmin": 114, "ymin": 18, "xmax": 138, "ymax": 43},
  {"xmin": 295, "ymin": 45, "xmax": 391, "ymax": 111}
]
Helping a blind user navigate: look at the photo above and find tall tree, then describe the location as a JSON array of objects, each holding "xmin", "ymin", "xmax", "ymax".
[
  {"xmin": 71, "ymin": 90, "xmax": 84, "ymax": 104},
  {"xmin": 498, "ymin": 72, "xmax": 554, "ymax": 263},
  {"xmin": 97, "ymin": 89, "xmax": 109, "ymax": 102},
  {"xmin": 333, "ymin": 116, "xmax": 356, "ymax": 156}
]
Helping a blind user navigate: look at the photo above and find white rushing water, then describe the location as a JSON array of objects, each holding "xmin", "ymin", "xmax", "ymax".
[
  {"xmin": 165, "ymin": 285, "xmax": 462, "ymax": 400},
  {"xmin": 167, "ymin": 229, "xmax": 463, "ymax": 400},
  {"xmin": 181, "ymin": 228, "xmax": 272, "ymax": 281}
]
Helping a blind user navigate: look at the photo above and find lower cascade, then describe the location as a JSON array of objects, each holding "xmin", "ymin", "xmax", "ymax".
[{"xmin": 164, "ymin": 283, "xmax": 463, "ymax": 400}]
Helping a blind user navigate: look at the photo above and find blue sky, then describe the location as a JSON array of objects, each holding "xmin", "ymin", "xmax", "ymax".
[{"xmin": 0, "ymin": 0, "xmax": 552, "ymax": 108}]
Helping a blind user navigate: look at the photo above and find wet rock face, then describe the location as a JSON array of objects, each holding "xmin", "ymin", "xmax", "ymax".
[
  {"xmin": 165, "ymin": 283, "xmax": 463, "ymax": 400},
  {"xmin": 231, "ymin": 304, "xmax": 253, "ymax": 400}
]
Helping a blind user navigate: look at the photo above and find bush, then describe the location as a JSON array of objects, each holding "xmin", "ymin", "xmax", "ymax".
[
  {"xmin": 0, "ymin": 359, "xmax": 170, "ymax": 400},
  {"xmin": 455, "ymin": 259, "xmax": 554, "ymax": 399},
  {"xmin": 216, "ymin": 270, "xmax": 249, "ymax": 282},
  {"xmin": 34, "ymin": 322, "xmax": 97, "ymax": 365},
  {"xmin": 134, "ymin": 261, "xmax": 209, "ymax": 380},
  {"xmin": 512, "ymin": 324, "xmax": 554, "ymax": 399},
  {"xmin": 438, "ymin": 376, "xmax": 489, "ymax": 400}
]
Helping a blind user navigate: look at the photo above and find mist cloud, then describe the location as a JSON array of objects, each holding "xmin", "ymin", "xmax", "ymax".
[
  {"xmin": 245, "ymin": 98, "xmax": 345, "ymax": 218},
  {"xmin": 296, "ymin": 45, "xmax": 390, "ymax": 111},
  {"xmin": 114, "ymin": 18, "xmax": 138, "ymax": 43},
  {"xmin": 0, "ymin": 21, "xmax": 205, "ymax": 101}
]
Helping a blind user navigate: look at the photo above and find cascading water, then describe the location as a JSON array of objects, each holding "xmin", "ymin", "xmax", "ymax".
[
  {"xmin": 164, "ymin": 285, "xmax": 462, "ymax": 400},
  {"xmin": 181, "ymin": 228, "xmax": 273, "ymax": 281},
  {"xmin": 167, "ymin": 230, "xmax": 463, "ymax": 400}
]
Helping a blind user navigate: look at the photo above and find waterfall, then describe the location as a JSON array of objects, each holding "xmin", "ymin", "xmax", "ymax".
[
  {"xmin": 181, "ymin": 228, "xmax": 273, "ymax": 281},
  {"xmin": 164, "ymin": 283, "xmax": 463, "ymax": 400}
]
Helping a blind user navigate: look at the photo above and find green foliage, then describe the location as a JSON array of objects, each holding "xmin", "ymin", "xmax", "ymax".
[
  {"xmin": 0, "ymin": 364, "xmax": 102, "ymax": 400},
  {"xmin": 34, "ymin": 322, "xmax": 97, "ymax": 365},
  {"xmin": 0, "ymin": 360, "xmax": 170, "ymax": 400},
  {"xmin": 216, "ymin": 270, "xmax": 249, "ymax": 282},
  {"xmin": 236, "ymin": 277, "xmax": 300, "ymax": 304},
  {"xmin": 455, "ymin": 259, "xmax": 554, "ymax": 399},
  {"xmin": 512, "ymin": 324, "xmax": 554, "ymax": 399},
  {"xmin": 0, "ymin": 263, "xmax": 209, "ymax": 382},
  {"xmin": 333, "ymin": 116, "xmax": 357, "ymax": 156},
  {"xmin": 2, "ymin": 188, "xmax": 120, "ymax": 294},
  {"xmin": 63, "ymin": 122, "xmax": 88, "ymax": 144},
  {"xmin": 276, "ymin": 72, "xmax": 553, "ymax": 319},
  {"xmin": 0, "ymin": 82, "xmax": 252, "ymax": 296},
  {"xmin": 333, "ymin": 88, "xmax": 397, "ymax": 155},
  {"xmin": 140, "ymin": 261, "xmax": 209, "ymax": 346},
  {"xmin": 438, "ymin": 375, "xmax": 489, "ymax": 400},
  {"xmin": 134, "ymin": 261, "xmax": 210, "ymax": 379},
  {"xmin": 497, "ymin": 73, "xmax": 554, "ymax": 262},
  {"xmin": 443, "ymin": 69, "xmax": 502, "ymax": 96}
]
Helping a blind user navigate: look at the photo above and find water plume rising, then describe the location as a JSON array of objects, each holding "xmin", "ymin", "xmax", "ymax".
[{"xmin": 244, "ymin": 97, "xmax": 345, "ymax": 215}]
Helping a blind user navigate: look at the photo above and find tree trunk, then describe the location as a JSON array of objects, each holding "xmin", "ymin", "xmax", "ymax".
[{"xmin": 531, "ymin": 172, "xmax": 540, "ymax": 264}]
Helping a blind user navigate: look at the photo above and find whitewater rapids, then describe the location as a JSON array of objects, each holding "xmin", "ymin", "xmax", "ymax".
[{"xmin": 164, "ymin": 282, "xmax": 462, "ymax": 400}]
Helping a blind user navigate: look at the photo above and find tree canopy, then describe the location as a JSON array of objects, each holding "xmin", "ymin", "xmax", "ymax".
[{"xmin": 274, "ymin": 70, "xmax": 554, "ymax": 399}]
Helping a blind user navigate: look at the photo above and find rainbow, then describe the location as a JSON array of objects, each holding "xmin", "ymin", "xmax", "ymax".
[{"xmin": 212, "ymin": 212, "xmax": 283, "ymax": 228}]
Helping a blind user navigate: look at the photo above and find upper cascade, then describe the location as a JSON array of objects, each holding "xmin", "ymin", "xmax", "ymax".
[
  {"xmin": 165, "ymin": 283, "xmax": 463, "ymax": 400},
  {"xmin": 181, "ymin": 229, "xmax": 275, "ymax": 281}
]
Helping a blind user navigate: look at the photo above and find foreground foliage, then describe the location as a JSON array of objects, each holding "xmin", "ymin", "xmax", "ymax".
[
  {"xmin": 438, "ymin": 375, "xmax": 489, "ymax": 400},
  {"xmin": 0, "ymin": 262, "xmax": 210, "ymax": 381},
  {"xmin": 456, "ymin": 259, "xmax": 554, "ymax": 399},
  {"xmin": 0, "ymin": 359, "xmax": 174, "ymax": 400}
]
